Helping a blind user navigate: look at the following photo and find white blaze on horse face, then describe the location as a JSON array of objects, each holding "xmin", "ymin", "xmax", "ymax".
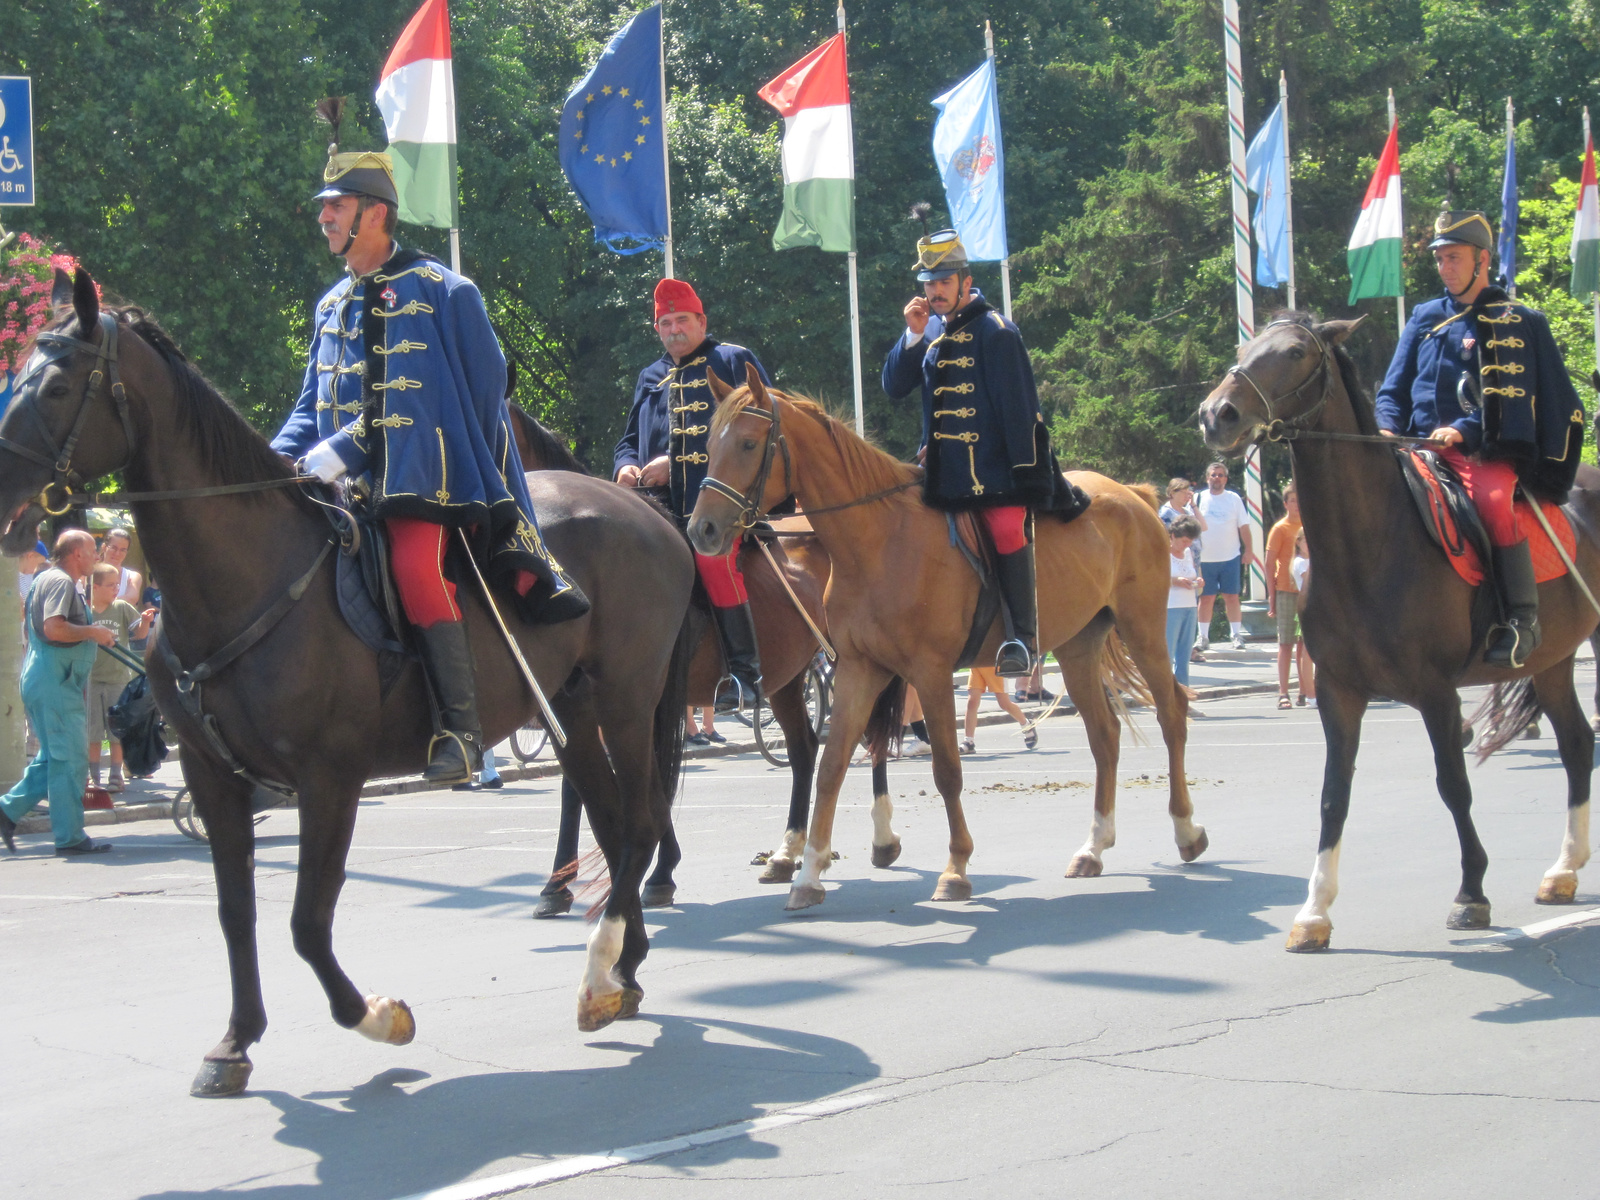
[
  {"xmin": 579, "ymin": 914, "xmax": 626, "ymax": 1004},
  {"xmin": 1294, "ymin": 844, "xmax": 1342, "ymax": 929}
]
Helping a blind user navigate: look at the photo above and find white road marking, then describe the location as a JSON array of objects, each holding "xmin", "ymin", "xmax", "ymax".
[
  {"xmin": 391, "ymin": 1089, "xmax": 892, "ymax": 1200},
  {"xmin": 1454, "ymin": 906, "xmax": 1600, "ymax": 944}
]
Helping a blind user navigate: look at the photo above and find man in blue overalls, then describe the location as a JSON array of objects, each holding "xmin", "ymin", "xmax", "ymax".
[{"xmin": 0, "ymin": 530, "xmax": 117, "ymax": 855}]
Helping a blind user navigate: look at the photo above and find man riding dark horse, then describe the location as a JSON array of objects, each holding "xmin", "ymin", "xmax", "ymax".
[
  {"xmin": 615, "ymin": 278, "xmax": 773, "ymax": 702},
  {"xmin": 881, "ymin": 228, "xmax": 1079, "ymax": 677},
  {"xmin": 1376, "ymin": 209, "xmax": 1585, "ymax": 669},
  {"xmin": 271, "ymin": 149, "xmax": 588, "ymax": 785}
]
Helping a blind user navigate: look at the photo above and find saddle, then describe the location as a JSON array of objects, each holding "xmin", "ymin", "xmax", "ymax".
[
  {"xmin": 1399, "ymin": 448, "xmax": 1575, "ymax": 589},
  {"xmin": 946, "ymin": 512, "xmax": 1003, "ymax": 670},
  {"xmin": 328, "ymin": 503, "xmax": 413, "ymax": 696}
]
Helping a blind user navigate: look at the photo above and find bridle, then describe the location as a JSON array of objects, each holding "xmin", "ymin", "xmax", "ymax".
[
  {"xmin": 698, "ymin": 398, "xmax": 792, "ymax": 533},
  {"xmin": 1223, "ymin": 320, "xmax": 1335, "ymax": 445},
  {"xmin": 1, "ymin": 313, "xmax": 312, "ymax": 516},
  {"xmin": 1, "ymin": 313, "xmax": 137, "ymax": 515}
]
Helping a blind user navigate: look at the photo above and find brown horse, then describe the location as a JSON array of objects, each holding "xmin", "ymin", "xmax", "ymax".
[
  {"xmin": 0, "ymin": 271, "xmax": 694, "ymax": 1094},
  {"xmin": 687, "ymin": 370, "xmax": 1205, "ymax": 910},
  {"xmin": 1198, "ymin": 314, "xmax": 1600, "ymax": 949},
  {"xmin": 504, "ymin": 399, "xmax": 831, "ymax": 898}
]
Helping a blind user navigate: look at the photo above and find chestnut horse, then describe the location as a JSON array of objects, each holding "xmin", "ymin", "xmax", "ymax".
[
  {"xmin": 688, "ymin": 370, "xmax": 1206, "ymax": 911},
  {"xmin": 0, "ymin": 272, "xmax": 693, "ymax": 1094},
  {"xmin": 1199, "ymin": 314, "xmax": 1600, "ymax": 950},
  {"xmin": 504, "ymin": 401, "xmax": 832, "ymax": 900}
]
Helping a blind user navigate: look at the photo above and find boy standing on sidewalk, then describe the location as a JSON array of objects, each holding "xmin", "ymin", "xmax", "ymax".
[{"xmin": 86, "ymin": 563, "xmax": 155, "ymax": 790}]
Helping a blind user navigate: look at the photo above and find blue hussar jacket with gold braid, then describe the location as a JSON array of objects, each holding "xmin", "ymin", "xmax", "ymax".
[
  {"xmin": 614, "ymin": 337, "xmax": 771, "ymax": 517},
  {"xmin": 1377, "ymin": 285, "xmax": 1586, "ymax": 501},
  {"xmin": 271, "ymin": 246, "xmax": 584, "ymax": 623},
  {"xmin": 882, "ymin": 294, "xmax": 1082, "ymax": 515}
]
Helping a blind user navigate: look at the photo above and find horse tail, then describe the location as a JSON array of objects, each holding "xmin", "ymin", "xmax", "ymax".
[
  {"xmin": 1127, "ymin": 482, "xmax": 1162, "ymax": 514},
  {"xmin": 1467, "ymin": 679, "xmax": 1542, "ymax": 762},
  {"xmin": 1100, "ymin": 629, "xmax": 1152, "ymax": 746},
  {"xmin": 863, "ymin": 676, "xmax": 909, "ymax": 761},
  {"xmin": 652, "ymin": 608, "xmax": 697, "ymax": 811}
]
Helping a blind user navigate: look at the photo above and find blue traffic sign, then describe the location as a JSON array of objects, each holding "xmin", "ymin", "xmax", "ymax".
[{"xmin": 0, "ymin": 77, "xmax": 35, "ymax": 206}]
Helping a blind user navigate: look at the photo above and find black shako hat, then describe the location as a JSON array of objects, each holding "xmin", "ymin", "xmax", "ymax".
[{"xmin": 1428, "ymin": 210, "xmax": 1495, "ymax": 253}]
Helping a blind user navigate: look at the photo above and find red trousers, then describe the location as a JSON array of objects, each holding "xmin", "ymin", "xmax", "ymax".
[
  {"xmin": 1439, "ymin": 446, "xmax": 1521, "ymax": 547},
  {"xmin": 694, "ymin": 548, "xmax": 747, "ymax": 608},
  {"xmin": 387, "ymin": 517, "xmax": 538, "ymax": 628},
  {"xmin": 979, "ymin": 505, "xmax": 1029, "ymax": 555}
]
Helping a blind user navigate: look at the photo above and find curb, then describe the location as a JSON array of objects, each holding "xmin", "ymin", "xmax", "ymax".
[{"xmin": 11, "ymin": 680, "xmax": 1282, "ymax": 838}]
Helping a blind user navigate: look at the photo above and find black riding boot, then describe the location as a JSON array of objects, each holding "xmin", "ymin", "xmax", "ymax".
[
  {"xmin": 994, "ymin": 544, "xmax": 1039, "ymax": 678},
  {"xmin": 713, "ymin": 601, "xmax": 763, "ymax": 708},
  {"xmin": 1485, "ymin": 541, "xmax": 1541, "ymax": 669},
  {"xmin": 416, "ymin": 620, "xmax": 485, "ymax": 785}
]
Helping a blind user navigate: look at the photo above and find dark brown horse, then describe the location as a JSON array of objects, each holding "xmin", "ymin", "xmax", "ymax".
[
  {"xmin": 689, "ymin": 372, "xmax": 1205, "ymax": 912},
  {"xmin": 505, "ymin": 400, "xmax": 834, "ymax": 901},
  {"xmin": 0, "ymin": 271, "xmax": 694, "ymax": 1094},
  {"xmin": 1199, "ymin": 314, "xmax": 1600, "ymax": 950}
]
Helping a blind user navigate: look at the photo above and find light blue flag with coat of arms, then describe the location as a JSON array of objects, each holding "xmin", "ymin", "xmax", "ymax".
[
  {"xmin": 931, "ymin": 58, "xmax": 1007, "ymax": 261},
  {"xmin": 1245, "ymin": 99, "xmax": 1290, "ymax": 288}
]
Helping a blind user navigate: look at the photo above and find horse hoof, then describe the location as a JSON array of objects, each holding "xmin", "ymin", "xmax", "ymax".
[
  {"xmin": 641, "ymin": 883, "xmax": 676, "ymax": 908},
  {"xmin": 870, "ymin": 839, "xmax": 902, "ymax": 869},
  {"xmin": 1285, "ymin": 921, "xmax": 1331, "ymax": 952},
  {"xmin": 785, "ymin": 884, "xmax": 826, "ymax": 911},
  {"xmin": 617, "ymin": 987, "xmax": 644, "ymax": 1020},
  {"xmin": 932, "ymin": 875, "xmax": 972, "ymax": 902},
  {"xmin": 533, "ymin": 888, "xmax": 573, "ymax": 919},
  {"xmin": 190, "ymin": 1057, "xmax": 253, "ymax": 1098},
  {"xmin": 356, "ymin": 995, "xmax": 416, "ymax": 1045},
  {"xmin": 1537, "ymin": 873, "xmax": 1579, "ymax": 904},
  {"xmin": 1446, "ymin": 901, "xmax": 1492, "ymax": 930},
  {"xmin": 1179, "ymin": 828, "xmax": 1210, "ymax": 863},
  {"xmin": 1065, "ymin": 854, "xmax": 1103, "ymax": 878},
  {"xmin": 759, "ymin": 859, "xmax": 797, "ymax": 884},
  {"xmin": 578, "ymin": 988, "xmax": 624, "ymax": 1033}
]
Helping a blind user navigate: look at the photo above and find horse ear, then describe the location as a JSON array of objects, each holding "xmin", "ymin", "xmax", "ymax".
[
  {"xmin": 744, "ymin": 361, "xmax": 769, "ymax": 407},
  {"xmin": 706, "ymin": 366, "xmax": 732, "ymax": 404},
  {"xmin": 72, "ymin": 267, "xmax": 100, "ymax": 337},
  {"xmin": 1315, "ymin": 315, "xmax": 1366, "ymax": 347},
  {"xmin": 52, "ymin": 268, "xmax": 75, "ymax": 313},
  {"xmin": 504, "ymin": 358, "xmax": 518, "ymax": 400}
]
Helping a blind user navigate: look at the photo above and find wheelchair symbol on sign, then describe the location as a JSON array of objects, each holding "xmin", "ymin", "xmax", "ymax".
[{"xmin": 0, "ymin": 138, "xmax": 21, "ymax": 174}]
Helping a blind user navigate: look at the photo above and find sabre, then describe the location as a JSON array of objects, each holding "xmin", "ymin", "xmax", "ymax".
[
  {"xmin": 455, "ymin": 528, "xmax": 567, "ymax": 749},
  {"xmin": 755, "ymin": 536, "xmax": 836, "ymax": 662},
  {"xmin": 1519, "ymin": 488, "xmax": 1600, "ymax": 623}
]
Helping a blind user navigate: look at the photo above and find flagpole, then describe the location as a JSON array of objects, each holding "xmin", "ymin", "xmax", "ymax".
[
  {"xmin": 840, "ymin": 2, "xmax": 864, "ymax": 434},
  {"xmin": 1223, "ymin": 0, "xmax": 1265, "ymax": 603},
  {"xmin": 1389, "ymin": 88, "xmax": 1405, "ymax": 337},
  {"xmin": 986, "ymin": 20, "xmax": 1012, "ymax": 320},
  {"xmin": 1589, "ymin": 108, "xmax": 1598, "ymax": 374},
  {"xmin": 1280, "ymin": 72, "xmax": 1296, "ymax": 311},
  {"xmin": 449, "ymin": 228, "xmax": 460, "ymax": 274},
  {"xmin": 1505, "ymin": 95, "xmax": 1516, "ymax": 298},
  {"xmin": 659, "ymin": 0, "xmax": 675, "ymax": 278}
]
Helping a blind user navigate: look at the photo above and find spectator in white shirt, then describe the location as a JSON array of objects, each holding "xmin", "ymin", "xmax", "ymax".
[{"xmin": 1195, "ymin": 462, "xmax": 1255, "ymax": 652}]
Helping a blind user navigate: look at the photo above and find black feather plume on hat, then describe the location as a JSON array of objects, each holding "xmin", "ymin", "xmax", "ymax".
[
  {"xmin": 908, "ymin": 201, "xmax": 933, "ymax": 237},
  {"xmin": 314, "ymin": 97, "xmax": 347, "ymax": 155}
]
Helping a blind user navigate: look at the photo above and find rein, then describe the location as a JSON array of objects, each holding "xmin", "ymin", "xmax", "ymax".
[{"xmin": 5, "ymin": 315, "xmax": 313, "ymax": 514}]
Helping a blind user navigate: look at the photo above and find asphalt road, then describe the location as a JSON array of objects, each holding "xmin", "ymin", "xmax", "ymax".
[{"xmin": 7, "ymin": 676, "xmax": 1600, "ymax": 1200}]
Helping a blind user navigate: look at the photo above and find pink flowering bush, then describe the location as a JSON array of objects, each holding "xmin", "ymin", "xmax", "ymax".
[{"xmin": 0, "ymin": 234, "xmax": 89, "ymax": 376}]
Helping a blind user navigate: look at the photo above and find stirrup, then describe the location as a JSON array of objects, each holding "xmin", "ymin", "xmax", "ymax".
[
  {"xmin": 1484, "ymin": 620, "xmax": 1539, "ymax": 670},
  {"xmin": 995, "ymin": 639, "xmax": 1033, "ymax": 678},
  {"xmin": 426, "ymin": 729, "xmax": 481, "ymax": 784}
]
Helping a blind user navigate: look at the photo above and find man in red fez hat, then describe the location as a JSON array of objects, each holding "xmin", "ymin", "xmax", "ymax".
[{"xmin": 615, "ymin": 279, "xmax": 773, "ymax": 704}]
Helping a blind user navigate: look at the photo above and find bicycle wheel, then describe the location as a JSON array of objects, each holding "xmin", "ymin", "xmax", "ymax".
[
  {"xmin": 806, "ymin": 663, "xmax": 830, "ymax": 738},
  {"xmin": 754, "ymin": 694, "xmax": 788, "ymax": 767},
  {"xmin": 171, "ymin": 788, "xmax": 209, "ymax": 843},
  {"xmin": 509, "ymin": 722, "xmax": 548, "ymax": 763}
]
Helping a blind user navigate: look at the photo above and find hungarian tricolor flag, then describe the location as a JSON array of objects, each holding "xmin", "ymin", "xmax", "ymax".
[
  {"xmin": 759, "ymin": 34, "xmax": 855, "ymax": 252},
  {"xmin": 1571, "ymin": 129, "xmax": 1599, "ymax": 299},
  {"xmin": 1347, "ymin": 122, "xmax": 1404, "ymax": 304},
  {"xmin": 376, "ymin": 0, "xmax": 458, "ymax": 230}
]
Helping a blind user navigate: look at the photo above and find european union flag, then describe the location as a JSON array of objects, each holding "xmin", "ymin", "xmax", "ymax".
[{"xmin": 559, "ymin": 4, "xmax": 667, "ymax": 254}]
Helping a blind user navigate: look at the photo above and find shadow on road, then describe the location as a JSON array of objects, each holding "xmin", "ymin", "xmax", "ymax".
[{"xmin": 136, "ymin": 1013, "xmax": 877, "ymax": 1200}]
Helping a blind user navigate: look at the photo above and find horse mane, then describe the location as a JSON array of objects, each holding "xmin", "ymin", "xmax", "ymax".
[
  {"xmin": 507, "ymin": 403, "xmax": 589, "ymax": 475},
  {"xmin": 1271, "ymin": 310, "xmax": 1379, "ymax": 436},
  {"xmin": 110, "ymin": 305, "xmax": 305, "ymax": 497},
  {"xmin": 710, "ymin": 385, "xmax": 921, "ymax": 494}
]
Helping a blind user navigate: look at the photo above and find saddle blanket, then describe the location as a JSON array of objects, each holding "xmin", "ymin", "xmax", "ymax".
[{"xmin": 1405, "ymin": 448, "xmax": 1574, "ymax": 588}]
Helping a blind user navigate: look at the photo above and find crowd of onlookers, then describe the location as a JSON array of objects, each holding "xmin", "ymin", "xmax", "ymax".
[{"xmin": 1159, "ymin": 465, "xmax": 1313, "ymax": 711}]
